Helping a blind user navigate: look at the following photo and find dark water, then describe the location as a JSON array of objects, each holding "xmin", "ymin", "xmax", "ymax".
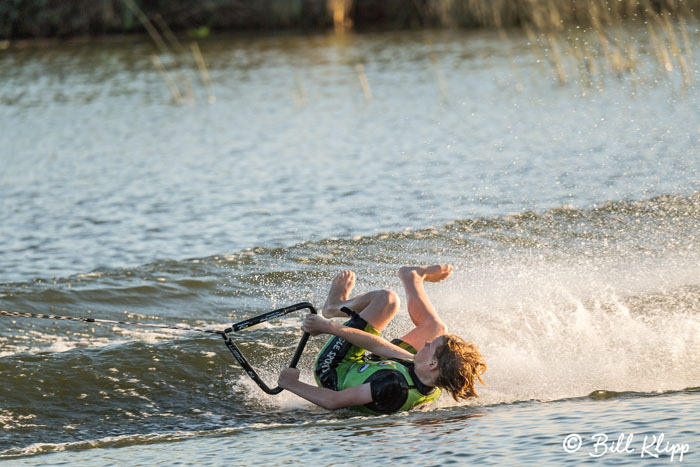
[{"xmin": 1, "ymin": 28, "xmax": 700, "ymax": 464}]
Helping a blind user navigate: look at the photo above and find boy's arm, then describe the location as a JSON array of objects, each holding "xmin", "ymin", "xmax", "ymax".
[
  {"xmin": 329, "ymin": 323, "xmax": 414, "ymax": 359},
  {"xmin": 278, "ymin": 368, "xmax": 373, "ymax": 409},
  {"xmin": 302, "ymin": 314, "xmax": 414, "ymax": 360}
]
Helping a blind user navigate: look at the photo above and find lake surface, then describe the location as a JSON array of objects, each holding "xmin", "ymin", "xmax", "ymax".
[{"xmin": 1, "ymin": 27, "xmax": 699, "ymax": 464}]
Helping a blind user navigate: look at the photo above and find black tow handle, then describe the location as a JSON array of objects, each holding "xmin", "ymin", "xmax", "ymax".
[{"xmin": 221, "ymin": 302, "xmax": 316, "ymax": 395}]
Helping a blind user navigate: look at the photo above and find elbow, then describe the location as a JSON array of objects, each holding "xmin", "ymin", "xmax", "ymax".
[
  {"xmin": 320, "ymin": 396, "xmax": 343, "ymax": 410},
  {"xmin": 319, "ymin": 392, "xmax": 351, "ymax": 410},
  {"xmin": 419, "ymin": 318, "xmax": 447, "ymax": 337},
  {"xmin": 433, "ymin": 320, "xmax": 448, "ymax": 337}
]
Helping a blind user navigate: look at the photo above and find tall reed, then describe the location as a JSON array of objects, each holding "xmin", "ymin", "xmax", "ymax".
[{"xmin": 464, "ymin": 0, "xmax": 700, "ymax": 90}]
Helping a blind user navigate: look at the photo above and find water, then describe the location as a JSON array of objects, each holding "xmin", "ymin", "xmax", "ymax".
[{"xmin": 1, "ymin": 28, "xmax": 700, "ymax": 464}]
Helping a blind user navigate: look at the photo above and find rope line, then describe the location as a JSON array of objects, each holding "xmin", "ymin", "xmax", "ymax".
[
  {"xmin": 0, "ymin": 302, "xmax": 316, "ymax": 395},
  {"xmin": 0, "ymin": 309, "xmax": 223, "ymax": 335}
]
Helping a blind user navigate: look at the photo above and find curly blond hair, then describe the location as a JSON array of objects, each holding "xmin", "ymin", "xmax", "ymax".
[{"xmin": 434, "ymin": 334, "xmax": 487, "ymax": 400}]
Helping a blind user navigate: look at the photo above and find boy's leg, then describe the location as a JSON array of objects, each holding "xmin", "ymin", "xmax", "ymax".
[
  {"xmin": 315, "ymin": 270, "xmax": 399, "ymax": 390},
  {"xmin": 322, "ymin": 270, "xmax": 399, "ymax": 332},
  {"xmin": 396, "ymin": 265, "xmax": 451, "ymax": 351}
]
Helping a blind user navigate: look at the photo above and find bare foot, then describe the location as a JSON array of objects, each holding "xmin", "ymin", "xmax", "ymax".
[
  {"xmin": 399, "ymin": 264, "xmax": 453, "ymax": 283},
  {"xmin": 322, "ymin": 270, "xmax": 356, "ymax": 318}
]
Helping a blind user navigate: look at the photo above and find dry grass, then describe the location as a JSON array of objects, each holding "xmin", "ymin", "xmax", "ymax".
[
  {"xmin": 344, "ymin": 0, "xmax": 699, "ymax": 92},
  {"xmin": 130, "ymin": 0, "xmax": 700, "ymax": 102},
  {"xmin": 469, "ymin": 0, "xmax": 700, "ymax": 90}
]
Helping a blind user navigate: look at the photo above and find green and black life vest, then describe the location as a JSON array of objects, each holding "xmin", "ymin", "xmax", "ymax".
[{"xmin": 339, "ymin": 358, "xmax": 441, "ymax": 414}]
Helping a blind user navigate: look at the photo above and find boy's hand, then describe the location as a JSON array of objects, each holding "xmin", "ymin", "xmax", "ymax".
[
  {"xmin": 302, "ymin": 314, "xmax": 334, "ymax": 336},
  {"xmin": 278, "ymin": 367, "xmax": 300, "ymax": 388}
]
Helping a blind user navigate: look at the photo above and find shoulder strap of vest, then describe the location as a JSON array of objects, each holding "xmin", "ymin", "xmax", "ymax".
[{"xmin": 390, "ymin": 358, "xmax": 418, "ymax": 391}]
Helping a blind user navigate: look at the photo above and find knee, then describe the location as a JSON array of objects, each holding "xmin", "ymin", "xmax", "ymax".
[{"xmin": 377, "ymin": 289, "xmax": 400, "ymax": 309}]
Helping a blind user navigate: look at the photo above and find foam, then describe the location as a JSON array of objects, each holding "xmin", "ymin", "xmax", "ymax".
[
  {"xmin": 230, "ymin": 371, "xmax": 319, "ymax": 411},
  {"xmin": 424, "ymin": 252, "xmax": 700, "ymax": 406}
]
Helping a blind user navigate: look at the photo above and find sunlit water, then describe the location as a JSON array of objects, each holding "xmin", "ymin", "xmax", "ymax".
[{"xmin": 1, "ymin": 28, "xmax": 699, "ymax": 464}]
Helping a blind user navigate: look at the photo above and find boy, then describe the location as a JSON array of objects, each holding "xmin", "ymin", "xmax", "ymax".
[{"xmin": 278, "ymin": 264, "xmax": 486, "ymax": 414}]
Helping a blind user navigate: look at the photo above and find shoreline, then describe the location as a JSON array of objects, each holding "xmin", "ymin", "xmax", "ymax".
[{"xmin": 2, "ymin": 0, "xmax": 697, "ymax": 45}]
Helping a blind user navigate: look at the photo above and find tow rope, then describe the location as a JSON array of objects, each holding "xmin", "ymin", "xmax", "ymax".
[{"xmin": 0, "ymin": 302, "xmax": 316, "ymax": 395}]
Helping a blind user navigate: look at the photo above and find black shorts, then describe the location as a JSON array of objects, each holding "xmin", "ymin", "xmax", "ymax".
[{"xmin": 313, "ymin": 308, "xmax": 418, "ymax": 391}]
